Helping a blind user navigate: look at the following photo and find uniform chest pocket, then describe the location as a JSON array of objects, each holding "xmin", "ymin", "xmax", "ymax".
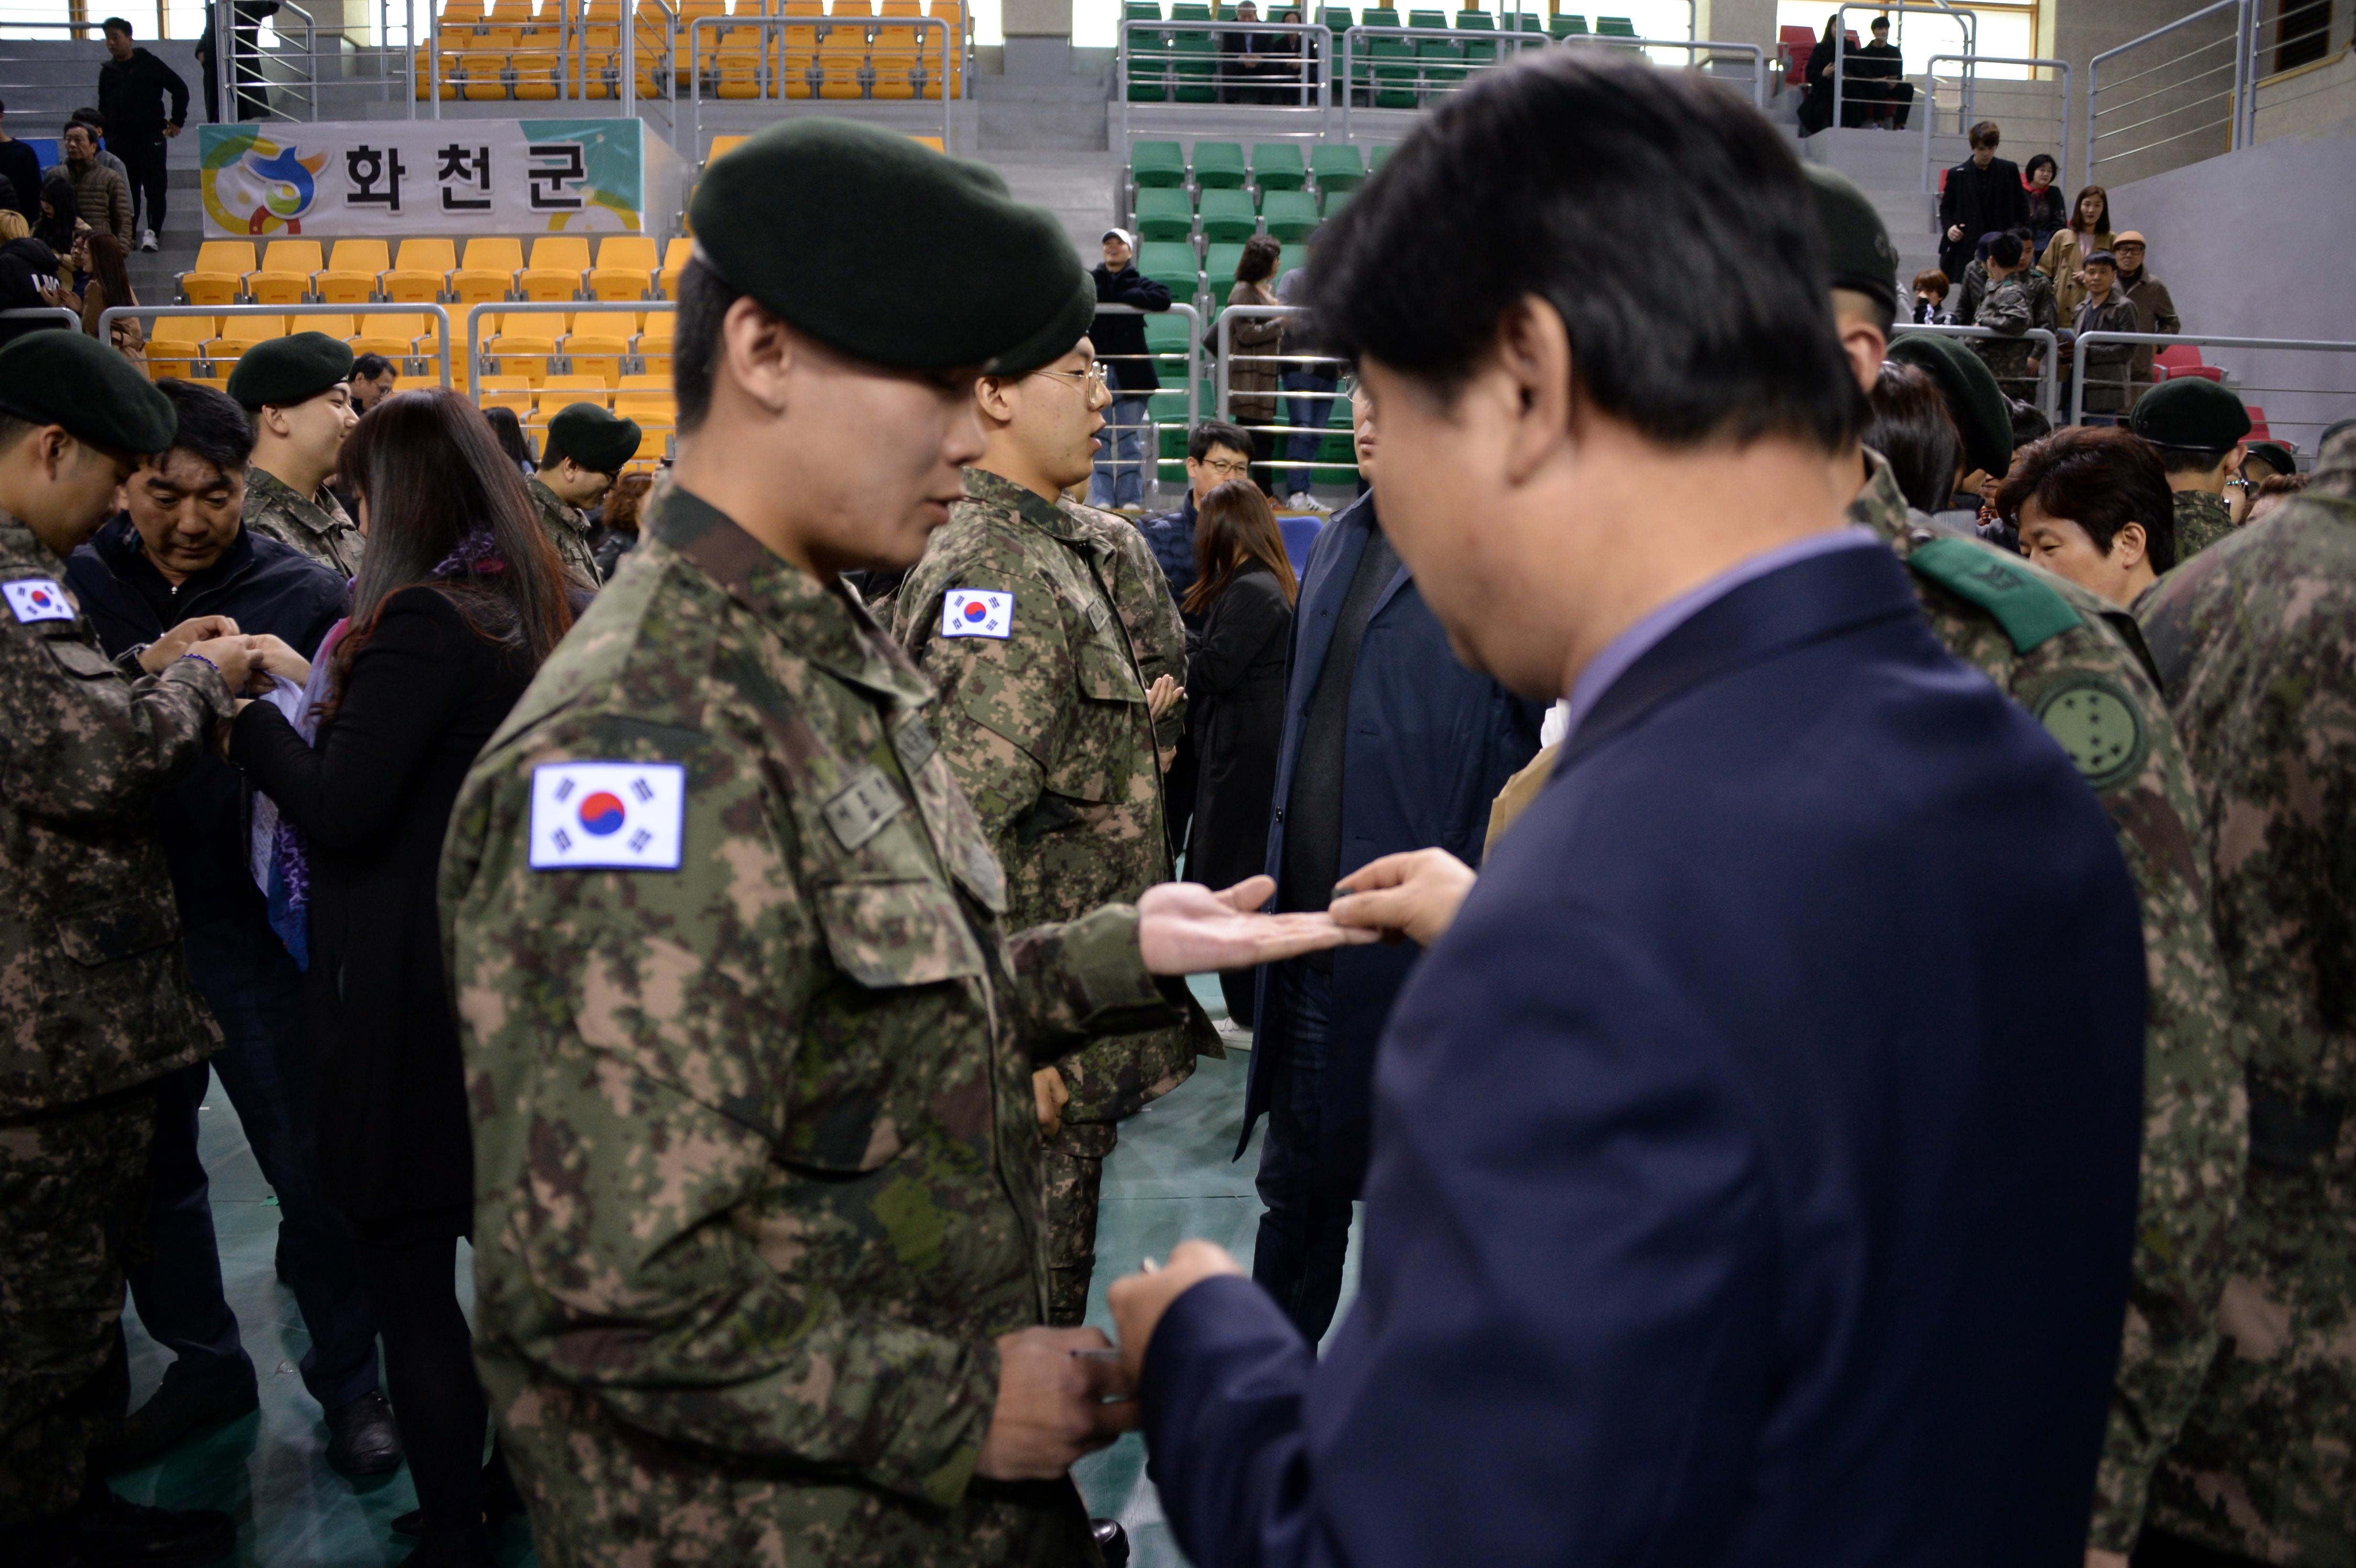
[
  {"xmin": 814, "ymin": 876, "xmax": 988, "ymax": 990},
  {"xmin": 56, "ymin": 896, "xmax": 178, "ymax": 966},
  {"xmin": 45, "ymin": 639, "xmax": 119, "ymax": 679},
  {"xmin": 1044, "ymin": 633, "xmax": 1147, "ymax": 806}
]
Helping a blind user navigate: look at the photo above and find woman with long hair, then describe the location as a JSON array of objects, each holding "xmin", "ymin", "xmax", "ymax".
[
  {"xmin": 1221, "ymin": 234, "xmax": 1286, "ymax": 496},
  {"xmin": 1796, "ymin": 14, "xmax": 1846, "ymax": 135},
  {"xmin": 33, "ymin": 174, "xmax": 78, "ymax": 257},
  {"xmin": 2040, "ymin": 183, "xmax": 2113, "ymax": 318},
  {"xmin": 1182, "ymin": 478, "xmax": 1299, "ymax": 1024},
  {"xmin": 68, "ymin": 230, "xmax": 143, "ymax": 363},
  {"xmin": 228, "ymin": 391, "xmax": 572, "ymax": 1568}
]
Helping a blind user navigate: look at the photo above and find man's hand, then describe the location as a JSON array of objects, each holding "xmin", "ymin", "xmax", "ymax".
[
  {"xmin": 974, "ymin": 1326, "xmax": 1139, "ymax": 1481},
  {"xmin": 1107, "ymin": 1240, "xmax": 1245, "ymax": 1386},
  {"xmin": 140, "ymin": 613, "xmax": 240, "ymax": 674},
  {"xmin": 1145, "ymin": 673, "xmax": 1182, "ymax": 722},
  {"xmin": 1947, "ymin": 223, "xmax": 1966, "ymax": 242},
  {"xmin": 183, "ymin": 634, "xmax": 253, "ymax": 692},
  {"xmin": 1137, "ymin": 875, "xmax": 1376, "ymax": 975},
  {"xmin": 2086, "ymin": 1552, "xmax": 2128, "ymax": 1568},
  {"xmin": 1328, "ymin": 848, "xmax": 1476, "ymax": 947},
  {"xmin": 1032, "ymin": 1066, "xmax": 1069, "ymax": 1137},
  {"xmin": 242, "ymin": 632, "xmax": 312, "ymax": 687},
  {"xmin": 163, "ymin": 123, "xmax": 182, "ymax": 137}
]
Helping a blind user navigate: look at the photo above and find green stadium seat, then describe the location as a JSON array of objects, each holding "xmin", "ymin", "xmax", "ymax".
[
  {"xmin": 1452, "ymin": 9, "xmax": 1491, "ymax": 26},
  {"xmin": 1132, "ymin": 140, "xmax": 1188, "ymax": 187},
  {"xmin": 1123, "ymin": 0, "xmax": 1162, "ymax": 17},
  {"xmin": 1549, "ymin": 12, "xmax": 1585, "ymax": 36},
  {"xmin": 1153, "ymin": 388, "xmax": 1192, "ymax": 480},
  {"xmin": 1310, "ymin": 143, "xmax": 1365, "ymax": 191},
  {"xmin": 1134, "ymin": 186, "xmax": 1195, "ymax": 241},
  {"xmin": 1251, "ymin": 142, "xmax": 1307, "ymax": 191},
  {"xmin": 1199, "ymin": 186, "xmax": 1260, "ymax": 242},
  {"xmin": 1361, "ymin": 6, "xmax": 1399, "ymax": 24},
  {"xmin": 1418, "ymin": 33, "xmax": 1465, "ymax": 86},
  {"xmin": 1369, "ymin": 34, "xmax": 1417, "ymax": 104},
  {"xmin": 1126, "ymin": 47, "xmax": 1171, "ymax": 98},
  {"xmin": 1170, "ymin": 31, "xmax": 1218, "ymax": 99},
  {"xmin": 1407, "ymin": 8, "xmax": 1445, "ymax": 25},
  {"xmin": 1315, "ymin": 5, "xmax": 1351, "ymax": 29},
  {"xmin": 1169, "ymin": 0, "xmax": 1210, "ymax": 14},
  {"xmin": 1192, "ymin": 141, "xmax": 1248, "ymax": 188},
  {"xmin": 1596, "ymin": 14, "xmax": 1637, "ymax": 34},
  {"xmin": 1204, "ymin": 240, "xmax": 1246, "ymax": 299},
  {"xmin": 1142, "ymin": 309, "xmax": 1193, "ymax": 365},
  {"xmin": 1370, "ymin": 142, "xmax": 1396, "ymax": 170},
  {"xmin": 1313, "ymin": 382, "xmax": 1356, "ymax": 483},
  {"xmin": 1139, "ymin": 240, "xmax": 1202, "ymax": 297},
  {"xmin": 1322, "ymin": 186, "xmax": 1355, "ymax": 221},
  {"xmin": 1262, "ymin": 189, "xmax": 1320, "ymax": 241}
]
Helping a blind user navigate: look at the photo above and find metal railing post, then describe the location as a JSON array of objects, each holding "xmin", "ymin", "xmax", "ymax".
[
  {"xmin": 1833, "ymin": 2, "xmax": 1974, "ymax": 133},
  {"xmin": 1919, "ymin": 54, "xmax": 2071, "ymax": 196},
  {"xmin": 0, "ymin": 308, "xmax": 86, "ymax": 332},
  {"xmin": 97, "ymin": 303, "xmax": 456, "ymax": 391},
  {"xmin": 1890, "ymin": 321, "xmax": 2060, "ymax": 425}
]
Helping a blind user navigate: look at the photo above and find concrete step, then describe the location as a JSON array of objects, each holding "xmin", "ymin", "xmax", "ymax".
[
  {"xmin": 978, "ymin": 98, "xmax": 1109, "ymax": 152},
  {"xmin": 991, "ymin": 150, "xmax": 1121, "ymax": 255}
]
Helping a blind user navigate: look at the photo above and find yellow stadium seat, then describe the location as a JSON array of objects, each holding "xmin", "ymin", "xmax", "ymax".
[
  {"xmin": 451, "ymin": 237, "xmax": 523, "ymax": 306},
  {"xmin": 414, "ymin": 45, "xmax": 464, "ymax": 98},
  {"xmin": 777, "ymin": 22, "xmax": 818, "ymax": 96},
  {"xmin": 477, "ymin": 376, "xmax": 534, "ymax": 418},
  {"xmin": 518, "ymin": 235, "xmax": 590, "ymax": 301},
  {"xmin": 832, "ymin": 0, "xmax": 873, "ymax": 14},
  {"xmin": 586, "ymin": 234, "xmax": 657, "ymax": 300},
  {"xmin": 244, "ymin": 239, "xmax": 322, "ymax": 305},
  {"xmin": 146, "ymin": 316, "xmax": 215, "ymax": 378},
  {"xmin": 383, "ymin": 238, "xmax": 455, "ymax": 303},
  {"xmin": 313, "ymin": 239, "xmax": 388, "ymax": 304},
  {"xmin": 487, "ymin": 0, "xmax": 535, "ymax": 23},
  {"xmin": 204, "ymin": 314, "xmax": 288, "ymax": 376},
  {"xmin": 882, "ymin": 0, "xmax": 919, "ymax": 12},
  {"xmin": 305, "ymin": 314, "xmax": 357, "ymax": 341},
  {"xmin": 528, "ymin": 378, "xmax": 614, "ymax": 433},
  {"xmin": 489, "ymin": 314, "xmax": 564, "ymax": 384},
  {"xmin": 713, "ymin": 29, "xmax": 764, "ymax": 97},
  {"xmin": 871, "ymin": 22, "xmax": 919, "ymax": 97},
  {"xmin": 182, "ymin": 241, "xmax": 253, "ymax": 306},
  {"xmin": 461, "ymin": 44, "xmax": 512, "ymax": 97},
  {"xmin": 512, "ymin": 46, "xmax": 560, "ymax": 98},
  {"xmin": 656, "ymin": 237, "xmax": 693, "ymax": 298},
  {"xmin": 579, "ymin": 0, "xmax": 622, "ymax": 22},
  {"xmin": 441, "ymin": 0, "xmax": 485, "ymax": 27},
  {"xmin": 561, "ymin": 310, "xmax": 639, "ymax": 383},
  {"xmin": 816, "ymin": 27, "xmax": 864, "ymax": 97},
  {"xmin": 350, "ymin": 310, "xmax": 428, "ymax": 362}
]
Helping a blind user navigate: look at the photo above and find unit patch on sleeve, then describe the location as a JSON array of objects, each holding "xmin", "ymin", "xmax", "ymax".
[
  {"xmin": 940, "ymin": 588, "xmax": 1014, "ymax": 639},
  {"xmin": 530, "ymin": 762, "xmax": 687, "ymax": 870},
  {"xmin": 3, "ymin": 578, "xmax": 77, "ymax": 624}
]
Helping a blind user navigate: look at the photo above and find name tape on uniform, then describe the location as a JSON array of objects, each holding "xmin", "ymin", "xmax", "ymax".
[
  {"xmin": 941, "ymin": 588, "xmax": 1014, "ymax": 640},
  {"xmin": 530, "ymin": 762, "xmax": 686, "ymax": 871},
  {"xmin": 3, "ymin": 578, "xmax": 76, "ymax": 624}
]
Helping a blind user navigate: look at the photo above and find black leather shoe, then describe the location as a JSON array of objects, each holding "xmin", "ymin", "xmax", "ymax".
[
  {"xmin": 73, "ymin": 1485, "xmax": 234, "ymax": 1566},
  {"xmin": 397, "ymin": 1524, "xmax": 497, "ymax": 1567},
  {"xmin": 391, "ymin": 1456, "xmax": 524, "ymax": 1536},
  {"xmin": 1091, "ymin": 1517, "xmax": 1131, "ymax": 1568},
  {"xmin": 324, "ymin": 1391, "xmax": 404, "ymax": 1477},
  {"xmin": 102, "ymin": 1363, "xmax": 260, "ymax": 1471}
]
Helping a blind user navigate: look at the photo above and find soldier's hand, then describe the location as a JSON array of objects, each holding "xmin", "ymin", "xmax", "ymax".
[
  {"xmin": 243, "ymin": 633, "xmax": 312, "ymax": 687},
  {"xmin": 1107, "ymin": 1241, "xmax": 1245, "ymax": 1388},
  {"xmin": 1328, "ymin": 848, "xmax": 1476, "ymax": 947},
  {"xmin": 1136, "ymin": 876, "xmax": 1377, "ymax": 975},
  {"xmin": 1032, "ymin": 1066, "xmax": 1069, "ymax": 1136},
  {"xmin": 1145, "ymin": 673, "xmax": 1182, "ymax": 721},
  {"xmin": 184, "ymin": 635, "xmax": 254, "ymax": 693},
  {"xmin": 142, "ymin": 614, "xmax": 242, "ymax": 673},
  {"xmin": 2086, "ymin": 1553, "xmax": 2128, "ymax": 1568},
  {"xmin": 976, "ymin": 1327, "xmax": 1137, "ymax": 1480}
]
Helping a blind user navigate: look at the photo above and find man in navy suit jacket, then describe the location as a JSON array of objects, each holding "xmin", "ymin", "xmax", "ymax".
[{"xmin": 1103, "ymin": 54, "xmax": 2149, "ymax": 1568}]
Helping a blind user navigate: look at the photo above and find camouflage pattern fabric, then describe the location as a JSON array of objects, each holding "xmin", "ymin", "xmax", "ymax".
[
  {"xmin": 1067, "ymin": 500, "xmax": 1189, "ymax": 753},
  {"xmin": 0, "ymin": 1091, "xmax": 153, "ymax": 1523},
  {"xmin": 2135, "ymin": 457, "xmax": 2356, "ymax": 1565},
  {"xmin": 1853, "ymin": 454, "xmax": 2250, "ymax": 1550},
  {"xmin": 1970, "ymin": 273, "xmax": 2043, "ymax": 404},
  {"xmin": 0, "ymin": 518, "xmax": 226, "ymax": 1117},
  {"xmin": 2172, "ymin": 488, "xmax": 2233, "ymax": 564},
  {"xmin": 891, "ymin": 469, "xmax": 1217, "ymax": 1325},
  {"xmin": 443, "ymin": 487, "xmax": 1175, "ymax": 1568},
  {"xmin": 528, "ymin": 476, "xmax": 604, "ymax": 587},
  {"xmin": 242, "ymin": 466, "xmax": 363, "ymax": 580}
]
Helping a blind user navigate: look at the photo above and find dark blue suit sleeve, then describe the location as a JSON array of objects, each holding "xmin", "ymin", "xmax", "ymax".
[{"xmin": 1143, "ymin": 901, "xmax": 1776, "ymax": 1568}]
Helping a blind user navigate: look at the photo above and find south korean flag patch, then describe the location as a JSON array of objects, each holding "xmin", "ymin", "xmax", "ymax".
[
  {"xmin": 3, "ymin": 578, "xmax": 76, "ymax": 624},
  {"xmin": 530, "ymin": 762, "xmax": 687, "ymax": 871},
  {"xmin": 941, "ymin": 588, "xmax": 1014, "ymax": 640}
]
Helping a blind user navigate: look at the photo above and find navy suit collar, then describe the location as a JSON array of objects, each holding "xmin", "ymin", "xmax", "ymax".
[{"xmin": 1559, "ymin": 543, "xmax": 1921, "ymax": 771}]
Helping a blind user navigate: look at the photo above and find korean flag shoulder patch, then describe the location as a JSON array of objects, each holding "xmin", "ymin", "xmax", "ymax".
[
  {"xmin": 530, "ymin": 762, "xmax": 687, "ymax": 871},
  {"xmin": 3, "ymin": 578, "xmax": 76, "ymax": 625},
  {"xmin": 941, "ymin": 588, "xmax": 1014, "ymax": 640}
]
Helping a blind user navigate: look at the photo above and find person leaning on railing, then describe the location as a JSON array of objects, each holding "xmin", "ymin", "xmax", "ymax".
[{"xmin": 2070, "ymin": 248, "xmax": 2141, "ymax": 423}]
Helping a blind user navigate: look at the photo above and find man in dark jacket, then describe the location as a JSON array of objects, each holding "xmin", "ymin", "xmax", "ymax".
[
  {"xmin": 0, "ymin": 98, "xmax": 42, "ymax": 224},
  {"xmin": 1140, "ymin": 417, "xmax": 1256, "ymax": 614},
  {"xmin": 63, "ymin": 380, "xmax": 401, "ymax": 1480},
  {"xmin": 1239, "ymin": 375, "xmax": 1544, "ymax": 1343},
  {"xmin": 1088, "ymin": 227, "xmax": 1171, "ymax": 511},
  {"xmin": 97, "ymin": 18, "xmax": 186, "ymax": 251},
  {"xmin": 1937, "ymin": 120, "xmax": 2026, "ymax": 281}
]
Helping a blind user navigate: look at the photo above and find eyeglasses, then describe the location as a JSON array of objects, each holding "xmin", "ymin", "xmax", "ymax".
[
  {"xmin": 1195, "ymin": 456, "xmax": 1252, "ymax": 478},
  {"xmin": 1031, "ymin": 363, "xmax": 1109, "ymax": 394}
]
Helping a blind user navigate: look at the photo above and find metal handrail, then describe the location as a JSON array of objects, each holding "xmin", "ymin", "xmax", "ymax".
[
  {"xmin": 2087, "ymin": 0, "xmax": 2252, "ymax": 184},
  {"xmin": 98, "ymin": 302, "xmax": 457, "ymax": 390},
  {"xmin": 1338, "ymin": 26, "xmax": 1761, "ymax": 139},
  {"xmin": 1891, "ymin": 321, "xmax": 2059, "ymax": 423},
  {"xmin": 687, "ymin": 13, "xmax": 954, "ymax": 161},
  {"xmin": 1095, "ymin": 299, "xmax": 1203, "ymax": 441},
  {"xmin": 1116, "ymin": 18, "xmax": 1334, "ymax": 152},
  {"xmin": 464, "ymin": 296, "xmax": 670, "ymax": 394},
  {"xmin": 1831, "ymin": 1, "xmax": 1974, "ymax": 133},
  {"xmin": 0, "ymin": 307, "xmax": 86, "ymax": 331},
  {"xmin": 1917, "ymin": 54, "xmax": 2070, "ymax": 194},
  {"xmin": 2067, "ymin": 329, "xmax": 2356, "ymax": 429}
]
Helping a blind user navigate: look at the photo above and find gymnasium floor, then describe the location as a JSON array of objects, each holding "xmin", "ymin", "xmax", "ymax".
[{"xmin": 108, "ymin": 978, "xmax": 1361, "ymax": 1568}]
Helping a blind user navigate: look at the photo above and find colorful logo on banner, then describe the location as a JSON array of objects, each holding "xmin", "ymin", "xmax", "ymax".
[{"xmin": 202, "ymin": 131, "xmax": 330, "ymax": 235}]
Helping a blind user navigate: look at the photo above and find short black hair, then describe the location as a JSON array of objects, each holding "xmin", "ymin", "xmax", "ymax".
[
  {"xmin": 1870, "ymin": 14, "xmax": 1889, "ymax": 28},
  {"xmin": 100, "ymin": 16, "xmax": 132, "ymax": 35},
  {"xmin": 1864, "ymin": 361, "xmax": 1963, "ymax": 513},
  {"xmin": 1989, "ymin": 232, "xmax": 2023, "ymax": 269},
  {"xmin": 352, "ymin": 353, "xmax": 393, "ymax": 381},
  {"xmin": 1998, "ymin": 425, "xmax": 2177, "ymax": 572},
  {"xmin": 69, "ymin": 106, "xmax": 104, "ymax": 132},
  {"xmin": 1188, "ymin": 420, "xmax": 1254, "ymax": 462},
  {"xmin": 1311, "ymin": 52, "xmax": 1861, "ymax": 453},
  {"xmin": 2025, "ymin": 153, "xmax": 2057, "ymax": 181},
  {"xmin": 672, "ymin": 258, "xmax": 741, "ymax": 436},
  {"xmin": 147, "ymin": 379, "xmax": 254, "ymax": 475},
  {"xmin": 2153, "ymin": 443, "xmax": 2235, "ymax": 476},
  {"xmin": 1968, "ymin": 120, "xmax": 2000, "ymax": 149}
]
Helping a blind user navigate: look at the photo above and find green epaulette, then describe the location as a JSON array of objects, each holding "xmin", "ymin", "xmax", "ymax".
[{"xmin": 1907, "ymin": 537, "xmax": 2083, "ymax": 653}]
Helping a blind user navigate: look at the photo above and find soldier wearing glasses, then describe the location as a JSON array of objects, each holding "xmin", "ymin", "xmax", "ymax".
[{"xmin": 894, "ymin": 327, "xmax": 1219, "ymax": 1328}]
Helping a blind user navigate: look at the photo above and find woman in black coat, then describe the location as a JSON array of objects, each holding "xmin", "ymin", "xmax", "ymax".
[
  {"xmin": 231, "ymin": 390, "xmax": 575, "ymax": 1568},
  {"xmin": 1182, "ymin": 479, "xmax": 1298, "ymax": 1026}
]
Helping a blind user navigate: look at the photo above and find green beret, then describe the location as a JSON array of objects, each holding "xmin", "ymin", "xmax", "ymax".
[
  {"xmin": 2128, "ymin": 376, "xmax": 2251, "ymax": 450},
  {"xmin": 989, "ymin": 282, "xmax": 1098, "ymax": 379},
  {"xmin": 1887, "ymin": 330, "xmax": 2013, "ymax": 478},
  {"xmin": 0, "ymin": 328, "xmax": 175, "ymax": 454},
  {"xmin": 541, "ymin": 403, "xmax": 643, "ymax": 476},
  {"xmin": 2241, "ymin": 440, "xmax": 2296, "ymax": 479},
  {"xmin": 1803, "ymin": 163, "xmax": 1899, "ymax": 321},
  {"xmin": 227, "ymin": 331, "xmax": 355, "ymax": 412},
  {"xmin": 690, "ymin": 119, "xmax": 1086, "ymax": 373}
]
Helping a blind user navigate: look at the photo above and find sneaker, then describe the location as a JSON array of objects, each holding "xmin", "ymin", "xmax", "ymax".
[
  {"xmin": 1285, "ymin": 491, "xmax": 1331, "ymax": 514},
  {"xmin": 139, "ymin": 228, "xmax": 158, "ymax": 252}
]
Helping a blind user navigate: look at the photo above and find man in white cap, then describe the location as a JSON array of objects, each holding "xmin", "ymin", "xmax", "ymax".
[{"xmin": 1088, "ymin": 226, "xmax": 1171, "ymax": 512}]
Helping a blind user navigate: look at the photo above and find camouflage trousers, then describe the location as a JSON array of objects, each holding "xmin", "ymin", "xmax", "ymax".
[
  {"xmin": 1042, "ymin": 1121, "xmax": 1120, "ymax": 1328},
  {"xmin": 0, "ymin": 1090, "xmax": 156, "ymax": 1523},
  {"xmin": 2144, "ymin": 1157, "xmax": 2355, "ymax": 1565}
]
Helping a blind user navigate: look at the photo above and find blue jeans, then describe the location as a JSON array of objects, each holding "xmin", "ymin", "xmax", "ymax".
[
  {"xmin": 1252, "ymin": 962, "xmax": 1354, "ymax": 1343},
  {"xmin": 129, "ymin": 911, "xmax": 382, "ymax": 1413},
  {"xmin": 1089, "ymin": 394, "xmax": 1152, "ymax": 510},
  {"xmin": 1280, "ymin": 370, "xmax": 1338, "ymax": 496}
]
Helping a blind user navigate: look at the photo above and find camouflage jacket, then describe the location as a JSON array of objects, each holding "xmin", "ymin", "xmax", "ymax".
[
  {"xmin": 1971, "ymin": 272, "xmax": 2043, "ymax": 396},
  {"xmin": 2136, "ymin": 468, "xmax": 2356, "ymax": 1565},
  {"xmin": 0, "ymin": 517, "xmax": 227, "ymax": 1117},
  {"xmin": 441, "ymin": 488, "xmax": 1182, "ymax": 1568},
  {"xmin": 242, "ymin": 466, "xmax": 363, "ymax": 579},
  {"xmin": 2171, "ymin": 488, "xmax": 2233, "ymax": 564},
  {"xmin": 529, "ymin": 475, "xmax": 603, "ymax": 587},
  {"xmin": 892, "ymin": 468, "xmax": 1215, "ymax": 1128},
  {"xmin": 1853, "ymin": 454, "xmax": 2250, "ymax": 1549},
  {"xmin": 1067, "ymin": 500, "xmax": 1188, "ymax": 751}
]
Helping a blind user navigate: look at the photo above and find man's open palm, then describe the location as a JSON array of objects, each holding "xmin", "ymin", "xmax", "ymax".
[{"xmin": 1137, "ymin": 875, "xmax": 1375, "ymax": 975}]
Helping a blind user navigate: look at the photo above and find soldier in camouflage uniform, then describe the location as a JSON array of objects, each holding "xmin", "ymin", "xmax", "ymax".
[
  {"xmin": 893, "ymin": 333, "xmax": 1218, "ymax": 1327},
  {"xmin": 527, "ymin": 403, "xmax": 644, "ymax": 587},
  {"xmin": 0, "ymin": 331, "xmax": 252, "ymax": 1565},
  {"xmin": 441, "ymin": 122, "xmax": 1357, "ymax": 1568},
  {"xmin": 1968, "ymin": 236, "xmax": 2045, "ymax": 405},
  {"xmin": 2130, "ymin": 377, "xmax": 2254, "ymax": 566},
  {"xmin": 228, "ymin": 331, "xmax": 365, "ymax": 579},
  {"xmin": 2131, "ymin": 423, "xmax": 2356, "ymax": 1567}
]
